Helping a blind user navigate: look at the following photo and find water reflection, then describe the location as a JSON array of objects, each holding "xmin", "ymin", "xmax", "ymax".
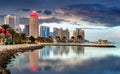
[
  {"xmin": 7, "ymin": 46, "xmax": 120, "ymax": 74},
  {"xmin": 39, "ymin": 46, "xmax": 84, "ymax": 60},
  {"xmin": 29, "ymin": 50, "xmax": 39, "ymax": 71}
]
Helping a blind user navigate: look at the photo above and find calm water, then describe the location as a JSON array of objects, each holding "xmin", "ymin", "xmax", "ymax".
[{"xmin": 7, "ymin": 43, "xmax": 120, "ymax": 74}]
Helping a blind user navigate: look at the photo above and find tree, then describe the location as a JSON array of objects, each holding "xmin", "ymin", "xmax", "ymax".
[
  {"xmin": 48, "ymin": 36, "xmax": 53, "ymax": 43},
  {"xmin": 56, "ymin": 36, "xmax": 60, "ymax": 42},
  {"xmin": 8, "ymin": 28, "xmax": 16, "ymax": 42},
  {"xmin": 62, "ymin": 36, "xmax": 67, "ymax": 41},
  {"xmin": 14, "ymin": 33, "xmax": 21, "ymax": 44},
  {"xmin": 71, "ymin": 36, "xmax": 75, "ymax": 40},
  {"xmin": 20, "ymin": 33, "xmax": 26, "ymax": 40},
  {"xmin": 77, "ymin": 35, "xmax": 82, "ymax": 41},
  {"xmin": 1, "ymin": 24, "xmax": 9, "ymax": 38},
  {"xmin": 29, "ymin": 36, "xmax": 35, "ymax": 43},
  {"xmin": 20, "ymin": 33, "xmax": 26, "ymax": 43}
]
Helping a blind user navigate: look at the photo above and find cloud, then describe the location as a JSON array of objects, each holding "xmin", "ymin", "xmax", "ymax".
[
  {"xmin": 37, "ymin": 10, "xmax": 42, "ymax": 13},
  {"xmin": 43, "ymin": 10, "xmax": 52, "ymax": 15},
  {"xmin": 60, "ymin": 4, "xmax": 120, "ymax": 27},
  {"xmin": 15, "ymin": 9, "xmax": 31, "ymax": 12},
  {"xmin": 40, "ymin": 17, "xmax": 65, "ymax": 24},
  {"xmin": 19, "ymin": 17, "xmax": 65, "ymax": 25}
]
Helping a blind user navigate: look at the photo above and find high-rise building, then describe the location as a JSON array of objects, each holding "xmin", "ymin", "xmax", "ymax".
[
  {"xmin": 79, "ymin": 29, "xmax": 85, "ymax": 40},
  {"xmin": 4, "ymin": 15, "xmax": 16, "ymax": 29},
  {"xmin": 24, "ymin": 25, "xmax": 29, "ymax": 36},
  {"xmin": 73, "ymin": 30, "xmax": 78, "ymax": 39},
  {"xmin": 63, "ymin": 29, "xmax": 69, "ymax": 39},
  {"xmin": 53, "ymin": 28, "xmax": 58, "ymax": 38},
  {"xmin": 53, "ymin": 28, "xmax": 69, "ymax": 39},
  {"xmin": 29, "ymin": 11, "xmax": 39, "ymax": 38},
  {"xmin": 58, "ymin": 28, "xmax": 63, "ymax": 39},
  {"xmin": 50, "ymin": 32, "xmax": 53, "ymax": 37},
  {"xmin": 40, "ymin": 26, "xmax": 50, "ymax": 38},
  {"xmin": 73, "ymin": 28, "xmax": 85, "ymax": 40}
]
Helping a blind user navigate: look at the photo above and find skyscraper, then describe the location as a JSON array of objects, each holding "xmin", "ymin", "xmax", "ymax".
[
  {"xmin": 40, "ymin": 26, "xmax": 50, "ymax": 38},
  {"xmin": 29, "ymin": 11, "xmax": 39, "ymax": 38},
  {"xmin": 23, "ymin": 25, "xmax": 29, "ymax": 36},
  {"xmin": 53, "ymin": 28, "xmax": 69, "ymax": 39},
  {"xmin": 4, "ymin": 15, "xmax": 16, "ymax": 29},
  {"xmin": 79, "ymin": 29, "xmax": 85, "ymax": 40},
  {"xmin": 63, "ymin": 29, "xmax": 69, "ymax": 39},
  {"xmin": 53, "ymin": 28, "xmax": 58, "ymax": 38},
  {"xmin": 73, "ymin": 28, "xmax": 85, "ymax": 40},
  {"xmin": 58, "ymin": 28, "xmax": 63, "ymax": 39}
]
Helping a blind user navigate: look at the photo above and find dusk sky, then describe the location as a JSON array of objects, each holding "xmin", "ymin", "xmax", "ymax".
[{"xmin": 0, "ymin": 0, "xmax": 120, "ymax": 42}]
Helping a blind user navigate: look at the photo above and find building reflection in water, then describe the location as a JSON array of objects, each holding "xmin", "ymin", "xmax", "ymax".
[
  {"xmin": 29, "ymin": 50, "xmax": 39, "ymax": 71},
  {"xmin": 39, "ymin": 46, "xmax": 84, "ymax": 60}
]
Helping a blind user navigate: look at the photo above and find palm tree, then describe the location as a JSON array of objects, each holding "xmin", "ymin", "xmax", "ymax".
[
  {"xmin": 1, "ymin": 24, "xmax": 9, "ymax": 38},
  {"xmin": 71, "ymin": 36, "xmax": 75, "ymax": 40},
  {"xmin": 8, "ymin": 28, "xmax": 16, "ymax": 42},
  {"xmin": 20, "ymin": 33, "xmax": 26, "ymax": 43},
  {"xmin": 71, "ymin": 36, "xmax": 75, "ymax": 42},
  {"xmin": 56, "ymin": 36, "xmax": 60, "ymax": 42},
  {"xmin": 14, "ymin": 33, "xmax": 21, "ymax": 44},
  {"xmin": 29, "ymin": 36, "xmax": 35, "ymax": 43},
  {"xmin": 77, "ymin": 35, "xmax": 82, "ymax": 41},
  {"xmin": 48, "ymin": 36, "xmax": 53, "ymax": 43},
  {"xmin": 62, "ymin": 36, "xmax": 67, "ymax": 41},
  {"xmin": 62, "ymin": 36, "xmax": 67, "ymax": 43}
]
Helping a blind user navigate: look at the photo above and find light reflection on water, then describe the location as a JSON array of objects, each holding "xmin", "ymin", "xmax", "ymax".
[{"xmin": 7, "ymin": 45, "xmax": 120, "ymax": 74}]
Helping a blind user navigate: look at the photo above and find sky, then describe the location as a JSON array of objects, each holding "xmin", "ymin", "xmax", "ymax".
[{"xmin": 0, "ymin": 0, "xmax": 120, "ymax": 42}]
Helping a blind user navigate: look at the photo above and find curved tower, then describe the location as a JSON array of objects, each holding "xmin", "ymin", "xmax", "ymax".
[{"xmin": 29, "ymin": 11, "xmax": 39, "ymax": 38}]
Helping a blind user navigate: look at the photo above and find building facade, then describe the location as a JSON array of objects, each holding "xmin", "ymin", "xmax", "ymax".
[
  {"xmin": 4, "ymin": 15, "xmax": 16, "ymax": 29},
  {"xmin": 24, "ymin": 25, "xmax": 29, "ymax": 36},
  {"xmin": 29, "ymin": 11, "xmax": 39, "ymax": 38},
  {"xmin": 73, "ymin": 28, "xmax": 85, "ymax": 40},
  {"xmin": 53, "ymin": 28, "xmax": 69, "ymax": 40},
  {"xmin": 40, "ymin": 26, "xmax": 50, "ymax": 38},
  {"xmin": 62, "ymin": 29, "xmax": 69, "ymax": 40},
  {"xmin": 53, "ymin": 28, "xmax": 58, "ymax": 38}
]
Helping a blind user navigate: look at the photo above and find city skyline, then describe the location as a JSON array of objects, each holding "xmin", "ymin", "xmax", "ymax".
[{"xmin": 0, "ymin": 0, "xmax": 119, "ymax": 42}]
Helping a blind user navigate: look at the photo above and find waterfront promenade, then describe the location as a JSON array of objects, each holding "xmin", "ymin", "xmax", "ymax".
[{"xmin": 39, "ymin": 43, "xmax": 115, "ymax": 47}]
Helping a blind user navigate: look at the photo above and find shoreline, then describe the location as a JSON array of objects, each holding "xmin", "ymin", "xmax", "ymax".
[
  {"xmin": 39, "ymin": 43, "xmax": 115, "ymax": 47},
  {"xmin": 0, "ymin": 44, "xmax": 44, "ymax": 51},
  {"xmin": 0, "ymin": 44, "xmax": 44, "ymax": 74},
  {"xmin": 0, "ymin": 43, "xmax": 115, "ymax": 73}
]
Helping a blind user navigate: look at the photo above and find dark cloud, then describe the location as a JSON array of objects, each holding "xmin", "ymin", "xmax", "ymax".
[
  {"xmin": 1, "ymin": 0, "xmax": 119, "ymax": 9},
  {"xmin": 15, "ymin": 9, "xmax": 31, "ymax": 12},
  {"xmin": 43, "ymin": 10, "xmax": 52, "ymax": 15},
  {"xmin": 0, "ymin": 15, "xmax": 6, "ymax": 23},
  {"xmin": 0, "ymin": 0, "xmax": 120, "ymax": 27},
  {"xmin": 40, "ymin": 17, "xmax": 65, "ymax": 23},
  {"xmin": 61, "ymin": 4, "xmax": 120, "ymax": 27},
  {"xmin": 19, "ymin": 17, "xmax": 65, "ymax": 25},
  {"xmin": 19, "ymin": 17, "xmax": 29, "ymax": 25},
  {"xmin": 37, "ymin": 10, "xmax": 42, "ymax": 13}
]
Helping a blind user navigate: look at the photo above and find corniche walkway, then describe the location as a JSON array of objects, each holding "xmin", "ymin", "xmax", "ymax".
[
  {"xmin": 0, "ymin": 44, "xmax": 44, "ymax": 51},
  {"xmin": 39, "ymin": 43, "xmax": 115, "ymax": 47}
]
